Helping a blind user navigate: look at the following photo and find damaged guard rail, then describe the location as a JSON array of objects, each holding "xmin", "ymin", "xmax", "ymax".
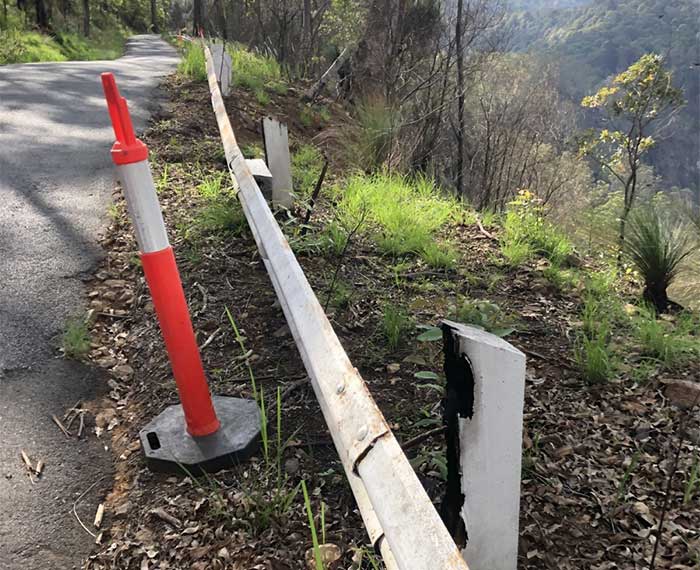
[{"xmin": 203, "ymin": 46, "xmax": 470, "ymax": 570}]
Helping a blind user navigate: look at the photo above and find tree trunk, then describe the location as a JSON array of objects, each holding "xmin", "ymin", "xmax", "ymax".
[
  {"xmin": 82, "ymin": 0, "xmax": 89, "ymax": 36},
  {"xmin": 150, "ymin": 0, "xmax": 158, "ymax": 32},
  {"xmin": 303, "ymin": 0, "xmax": 311, "ymax": 55},
  {"xmin": 455, "ymin": 0, "xmax": 465, "ymax": 199},
  {"xmin": 34, "ymin": 0, "xmax": 49, "ymax": 29},
  {"xmin": 193, "ymin": 0, "xmax": 203, "ymax": 35},
  {"xmin": 644, "ymin": 282, "xmax": 669, "ymax": 314}
]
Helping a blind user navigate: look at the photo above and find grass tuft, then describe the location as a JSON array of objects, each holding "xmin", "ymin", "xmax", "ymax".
[
  {"xmin": 62, "ymin": 316, "xmax": 91, "ymax": 359},
  {"xmin": 382, "ymin": 304, "xmax": 411, "ymax": 350},
  {"xmin": 178, "ymin": 42, "xmax": 207, "ymax": 82}
]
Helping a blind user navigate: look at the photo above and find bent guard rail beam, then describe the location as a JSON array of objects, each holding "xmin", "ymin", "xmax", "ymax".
[{"xmin": 203, "ymin": 46, "xmax": 469, "ymax": 570}]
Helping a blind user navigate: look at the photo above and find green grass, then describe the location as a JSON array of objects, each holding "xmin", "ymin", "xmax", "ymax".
[
  {"xmin": 334, "ymin": 173, "xmax": 458, "ymax": 265},
  {"xmin": 502, "ymin": 191, "xmax": 574, "ymax": 266},
  {"xmin": 291, "ymin": 144, "xmax": 324, "ymax": 199},
  {"xmin": 382, "ymin": 304, "xmax": 412, "ymax": 350},
  {"xmin": 0, "ymin": 27, "xmax": 127, "ymax": 64},
  {"xmin": 501, "ymin": 239, "xmax": 533, "ymax": 266},
  {"xmin": 178, "ymin": 41, "xmax": 206, "ymax": 82},
  {"xmin": 228, "ymin": 43, "xmax": 286, "ymax": 101},
  {"xmin": 61, "ymin": 316, "xmax": 91, "ymax": 359},
  {"xmin": 421, "ymin": 241, "xmax": 457, "ymax": 269},
  {"xmin": 634, "ymin": 308, "xmax": 697, "ymax": 368},
  {"xmin": 543, "ymin": 263, "xmax": 580, "ymax": 291},
  {"xmin": 574, "ymin": 324, "xmax": 615, "ymax": 384}
]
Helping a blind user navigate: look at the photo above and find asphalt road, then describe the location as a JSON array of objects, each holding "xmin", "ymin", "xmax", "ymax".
[{"xmin": 0, "ymin": 35, "xmax": 178, "ymax": 569}]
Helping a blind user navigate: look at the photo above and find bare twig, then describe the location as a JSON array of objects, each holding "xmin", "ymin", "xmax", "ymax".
[
  {"xmin": 474, "ymin": 214, "xmax": 495, "ymax": 240},
  {"xmin": 402, "ymin": 426, "xmax": 447, "ymax": 451},
  {"xmin": 300, "ymin": 159, "xmax": 329, "ymax": 235},
  {"xmin": 199, "ymin": 327, "xmax": 222, "ymax": 350},
  {"xmin": 52, "ymin": 414, "xmax": 72, "ymax": 437}
]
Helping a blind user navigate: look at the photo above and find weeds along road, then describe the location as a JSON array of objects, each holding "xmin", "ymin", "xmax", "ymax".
[{"xmin": 0, "ymin": 35, "xmax": 178, "ymax": 570}]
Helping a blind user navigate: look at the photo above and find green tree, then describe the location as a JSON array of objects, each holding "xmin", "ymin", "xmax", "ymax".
[{"xmin": 578, "ymin": 54, "xmax": 684, "ymax": 262}]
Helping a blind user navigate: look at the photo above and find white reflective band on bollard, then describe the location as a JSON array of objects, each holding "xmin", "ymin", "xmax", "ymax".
[{"xmin": 117, "ymin": 161, "xmax": 170, "ymax": 253}]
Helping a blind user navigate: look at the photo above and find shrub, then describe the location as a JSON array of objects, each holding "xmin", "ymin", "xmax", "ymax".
[
  {"xmin": 454, "ymin": 299, "xmax": 515, "ymax": 337},
  {"xmin": 624, "ymin": 207, "xmax": 693, "ymax": 313},
  {"xmin": 350, "ymin": 99, "xmax": 396, "ymax": 170},
  {"xmin": 178, "ymin": 42, "xmax": 206, "ymax": 82},
  {"xmin": 503, "ymin": 190, "xmax": 574, "ymax": 265}
]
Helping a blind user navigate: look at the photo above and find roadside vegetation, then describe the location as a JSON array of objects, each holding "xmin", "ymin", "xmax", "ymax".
[
  {"xmin": 0, "ymin": 0, "xmax": 161, "ymax": 64},
  {"xmin": 87, "ymin": 25, "xmax": 700, "ymax": 570}
]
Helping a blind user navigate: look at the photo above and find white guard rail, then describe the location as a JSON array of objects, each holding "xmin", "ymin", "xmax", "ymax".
[{"xmin": 203, "ymin": 47, "xmax": 469, "ymax": 570}]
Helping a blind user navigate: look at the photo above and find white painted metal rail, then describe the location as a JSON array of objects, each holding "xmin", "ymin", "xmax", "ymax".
[{"xmin": 203, "ymin": 46, "xmax": 469, "ymax": 570}]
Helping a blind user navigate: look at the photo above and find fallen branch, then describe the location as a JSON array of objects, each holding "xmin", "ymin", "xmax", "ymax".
[
  {"xmin": 474, "ymin": 215, "xmax": 495, "ymax": 240},
  {"xmin": 300, "ymin": 159, "xmax": 329, "ymax": 236},
  {"xmin": 52, "ymin": 414, "xmax": 72, "ymax": 437},
  {"xmin": 402, "ymin": 426, "xmax": 447, "ymax": 451}
]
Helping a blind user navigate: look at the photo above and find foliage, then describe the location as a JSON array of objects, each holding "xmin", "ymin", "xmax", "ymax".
[
  {"xmin": 624, "ymin": 207, "xmax": 693, "ymax": 313},
  {"xmin": 453, "ymin": 298, "xmax": 515, "ymax": 338},
  {"xmin": 350, "ymin": 99, "xmax": 396, "ymax": 171},
  {"xmin": 178, "ymin": 42, "xmax": 207, "ymax": 82},
  {"xmin": 507, "ymin": 0, "xmax": 698, "ymax": 190},
  {"xmin": 421, "ymin": 241, "xmax": 457, "ymax": 270},
  {"xmin": 228, "ymin": 43, "xmax": 286, "ymax": 100},
  {"xmin": 291, "ymin": 144, "xmax": 324, "ymax": 199},
  {"xmin": 502, "ymin": 190, "xmax": 574, "ymax": 265},
  {"xmin": 382, "ymin": 304, "xmax": 411, "ymax": 350},
  {"xmin": 334, "ymin": 173, "xmax": 458, "ymax": 265},
  {"xmin": 634, "ymin": 307, "xmax": 698, "ymax": 369}
]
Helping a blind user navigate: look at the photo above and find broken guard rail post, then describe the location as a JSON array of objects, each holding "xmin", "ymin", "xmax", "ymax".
[
  {"xmin": 101, "ymin": 72, "xmax": 260, "ymax": 474},
  {"xmin": 203, "ymin": 46, "xmax": 470, "ymax": 570}
]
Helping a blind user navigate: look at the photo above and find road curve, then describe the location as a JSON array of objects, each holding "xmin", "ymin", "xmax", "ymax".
[{"xmin": 0, "ymin": 35, "xmax": 178, "ymax": 569}]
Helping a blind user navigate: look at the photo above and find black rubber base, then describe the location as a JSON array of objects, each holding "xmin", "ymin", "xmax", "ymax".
[{"xmin": 139, "ymin": 396, "xmax": 260, "ymax": 474}]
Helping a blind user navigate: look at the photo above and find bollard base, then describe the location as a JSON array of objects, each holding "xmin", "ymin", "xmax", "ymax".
[{"xmin": 139, "ymin": 396, "xmax": 261, "ymax": 474}]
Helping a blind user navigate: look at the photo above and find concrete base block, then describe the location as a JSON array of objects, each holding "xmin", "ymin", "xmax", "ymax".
[{"xmin": 139, "ymin": 396, "xmax": 260, "ymax": 474}]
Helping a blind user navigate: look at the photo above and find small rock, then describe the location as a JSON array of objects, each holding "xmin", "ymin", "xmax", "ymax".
[
  {"xmin": 305, "ymin": 543, "xmax": 341, "ymax": 569},
  {"xmin": 285, "ymin": 457, "xmax": 300, "ymax": 475},
  {"xmin": 114, "ymin": 501, "xmax": 132, "ymax": 518},
  {"xmin": 665, "ymin": 380, "xmax": 700, "ymax": 409},
  {"xmin": 112, "ymin": 364, "xmax": 134, "ymax": 380},
  {"xmin": 387, "ymin": 363, "xmax": 401, "ymax": 374}
]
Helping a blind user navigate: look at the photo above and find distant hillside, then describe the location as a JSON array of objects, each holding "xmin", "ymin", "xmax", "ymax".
[{"xmin": 505, "ymin": 0, "xmax": 700, "ymax": 194}]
